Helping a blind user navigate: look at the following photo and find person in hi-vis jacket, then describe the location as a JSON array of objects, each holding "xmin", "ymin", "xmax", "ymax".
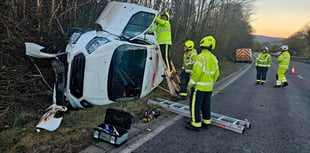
[
  {"xmin": 255, "ymin": 46, "xmax": 272, "ymax": 85},
  {"xmin": 185, "ymin": 36, "xmax": 220, "ymax": 131},
  {"xmin": 274, "ymin": 45, "xmax": 291, "ymax": 88},
  {"xmin": 176, "ymin": 40, "xmax": 197, "ymax": 101}
]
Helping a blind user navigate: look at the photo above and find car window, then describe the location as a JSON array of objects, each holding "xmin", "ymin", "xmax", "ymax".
[{"xmin": 123, "ymin": 12, "xmax": 155, "ymax": 39}]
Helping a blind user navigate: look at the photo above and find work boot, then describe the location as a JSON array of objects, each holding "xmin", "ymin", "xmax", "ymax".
[
  {"xmin": 282, "ymin": 82, "xmax": 288, "ymax": 88},
  {"xmin": 185, "ymin": 124, "xmax": 200, "ymax": 132},
  {"xmin": 255, "ymin": 82, "xmax": 260, "ymax": 85},
  {"xmin": 202, "ymin": 123, "xmax": 210, "ymax": 129},
  {"xmin": 261, "ymin": 82, "xmax": 264, "ymax": 85}
]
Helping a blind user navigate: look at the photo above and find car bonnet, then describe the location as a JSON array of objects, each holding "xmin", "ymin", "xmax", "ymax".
[{"xmin": 95, "ymin": 1, "xmax": 158, "ymax": 40}]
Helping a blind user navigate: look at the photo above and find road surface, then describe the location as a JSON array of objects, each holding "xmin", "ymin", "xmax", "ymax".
[
  {"xmin": 82, "ymin": 58, "xmax": 310, "ymax": 153},
  {"xmin": 128, "ymin": 59, "xmax": 310, "ymax": 153}
]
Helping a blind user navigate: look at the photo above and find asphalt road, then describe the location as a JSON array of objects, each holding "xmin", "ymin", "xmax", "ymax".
[
  {"xmin": 129, "ymin": 59, "xmax": 310, "ymax": 153},
  {"xmin": 82, "ymin": 58, "xmax": 310, "ymax": 153}
]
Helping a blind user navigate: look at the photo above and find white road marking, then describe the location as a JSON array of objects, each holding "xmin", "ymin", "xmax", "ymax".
[
  {"xmin": 118, "ymin": 115, "xmax": 182, "ymax": 153},
  {"xmin": 297, "ymin": 75, "xmax": 304, "ymax": 80}
]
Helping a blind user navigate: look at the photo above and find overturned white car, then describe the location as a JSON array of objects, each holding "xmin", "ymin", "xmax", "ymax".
[{"xmin": 25, "ymin": 2, "xmax": 166, "ymax": 109}]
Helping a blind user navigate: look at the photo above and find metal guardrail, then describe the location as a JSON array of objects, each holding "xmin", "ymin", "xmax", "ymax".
[
  {"xmin": 270, "ymin": 54, "xmax": 310, "ymax": 64},
  {"xmin": 291, "ymin": 56, "xmax": 310, "ymax": 64}
]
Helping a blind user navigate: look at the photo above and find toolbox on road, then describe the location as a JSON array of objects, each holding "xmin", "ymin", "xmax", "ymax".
[{"xmin": 92, "ymin": 108, "xmax": 132, "ymax": 145}]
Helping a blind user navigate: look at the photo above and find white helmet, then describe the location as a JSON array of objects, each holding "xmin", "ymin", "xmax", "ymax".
[
  {"xmin": 280, "ymin": 45, "xmax": 288, "ymax": 51},
  {"xmin": 261, "ymin": 46, "xmax": 269, "ymax": 52}
]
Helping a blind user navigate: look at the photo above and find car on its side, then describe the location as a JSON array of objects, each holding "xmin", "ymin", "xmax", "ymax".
[{"xmin": 25, "ymin": 1, "xmax": 165, "ymax": 109}]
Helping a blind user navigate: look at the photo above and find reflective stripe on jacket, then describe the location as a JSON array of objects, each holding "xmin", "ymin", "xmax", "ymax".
[
  {"xmin": 182, "ymin": 48, "xmax": 197, "ymax": 73},
  {"xmin": 277, "ymin": 51, "xmax": 291, "ymax": 69},
  {"xmin": 188, "ymin": 49, "xmax": 220, "ymax": 91},
  {"xmin": 255, "ymin": 53, "xmax": 272, "ymax": 67}
]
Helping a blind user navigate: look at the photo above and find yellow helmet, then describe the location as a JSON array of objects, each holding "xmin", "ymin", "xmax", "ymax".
[
  {"xmin": 184, "ymin": 40, "xmax": 194, "ymax": 50},
  {"xmin": 200, "ymin": 36, "xmax": 216, "ymax": 50}
]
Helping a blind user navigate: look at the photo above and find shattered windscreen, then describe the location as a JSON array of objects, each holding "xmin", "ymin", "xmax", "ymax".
[
  {"xmin": 123, "ymin": 12, "xmax": 155, "ymax": 39},
  {"xmin": 108, "ymin": 44, "xmax": 147, "ymax": 101}
]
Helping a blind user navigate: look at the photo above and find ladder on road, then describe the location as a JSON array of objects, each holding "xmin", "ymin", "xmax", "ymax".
[{"xmin": 148, "ymin": 98, "xmax": 251, "ymax": 134}]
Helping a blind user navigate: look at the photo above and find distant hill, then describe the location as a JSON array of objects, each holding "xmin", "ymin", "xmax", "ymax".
[{"xmin": 253, "ymin": 35, "xmax": 285, "ymax": 45}]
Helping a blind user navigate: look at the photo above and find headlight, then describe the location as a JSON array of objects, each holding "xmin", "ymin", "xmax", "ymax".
[{"xmin": 86, "ymin": 37, "xmax": 110, "ymax": 54}]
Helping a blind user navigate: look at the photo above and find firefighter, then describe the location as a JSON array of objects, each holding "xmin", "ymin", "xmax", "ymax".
[
  {"xmin": 176, "ymin": 40, "xmax": 197, "ymax": 100},
  {"xmin": 185, "ymin": 36, "xmax": 220, "ymax": 131},
  {"xmin": 149, "ymin": 12, "xmax": 172, "ymax": 74},
  {"xmin": 255, "ymin": 46, "xmax": 272, "ymax": 85},
  {"xmin": 274, "ymin": 45, "xmax": 291, "ymax": 88}
]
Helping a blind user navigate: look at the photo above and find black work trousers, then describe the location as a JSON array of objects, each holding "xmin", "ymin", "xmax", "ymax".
[
  {"xmin": 189, "ymin": 89, "xmax": 212, "ymax": 122},
  {"xmin": 256, "ymin": 66, "xmax": 268, "ymax": 82},
  {"xmin": 179, "ymin": 70, "xmax": 190, "ymax": 96},
  {"xmin": 159, "ymin": 44, "xmax": 172, "ymax": 73}
]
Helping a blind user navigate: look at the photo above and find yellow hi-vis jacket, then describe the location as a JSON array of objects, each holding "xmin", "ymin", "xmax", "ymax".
[
  {"xmin": 182, "ymin": 48, "xmax": 197, "ymax": 73},
  {"xmin": 255, "ymin": 52, "xmax": 272, "ymax": 67},
  {"xmin": 149, "ymin": 17, "xmax": 172, "ymax": 45},
  {"xmin": 188, "ymin": 49, "xmax": 220, "ymax": 91},
  {"xmin": 277, "ymin": 50, "xmax": 291, "ymax": 69}
]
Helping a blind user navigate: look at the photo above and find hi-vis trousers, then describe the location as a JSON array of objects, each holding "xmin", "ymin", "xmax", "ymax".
[
  {"xmin": 189, "ymin": 88, "xmax": 212, "ymax": 127},
  {"xmin": 276, "ymin": 67, "xmax": 288, "ymax": 86}
]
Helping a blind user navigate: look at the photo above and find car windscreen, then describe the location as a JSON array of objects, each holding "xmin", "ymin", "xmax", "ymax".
[
  {"xmin": 108, "ymin": 44, "xmax": 147, "ymax": 101},
  {"xmin": 123, "ymin": 12, "xmax": 155, "ymax": 39}
]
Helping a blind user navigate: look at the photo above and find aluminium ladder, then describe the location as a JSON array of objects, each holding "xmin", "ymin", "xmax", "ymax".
[{"xmin": 148, "ymin": 98, "xmax": 251, "ymax": 134}]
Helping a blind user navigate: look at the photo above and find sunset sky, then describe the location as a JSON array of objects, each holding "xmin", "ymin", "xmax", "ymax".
[{"xmin": 251, "ymin": 0, "xmax": 310, "ymax": 38}]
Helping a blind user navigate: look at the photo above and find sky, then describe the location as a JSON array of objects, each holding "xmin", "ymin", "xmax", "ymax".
[{"xmin": 251, "ymin": 0, "xmax": 310, "ymax": 38}]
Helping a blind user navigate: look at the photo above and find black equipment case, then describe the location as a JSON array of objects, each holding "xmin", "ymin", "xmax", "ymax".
[{"xmin": 92, "ymin": 108, "xmax": 132, "ymax": 145}]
